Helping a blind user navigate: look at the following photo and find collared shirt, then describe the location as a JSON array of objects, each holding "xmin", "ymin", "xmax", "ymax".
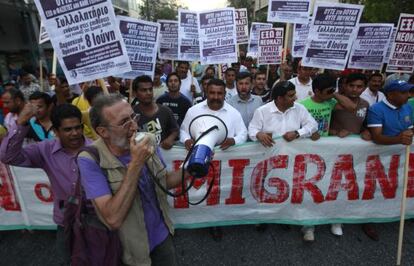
[
  {"xmin": 228, "ymin": 94, "xmax": 263, "ymax": 128},
  {"xmin": 180, "ymin": 100, "xmax": 248, "ymax": 145},
  {"xmin": 248, "ymin": 101, "xmax": 318, "ymax": 141},
  {"xmin": 289, "ymin": 77, "xmax": 313, "ymax": 101},
  {"xmin": 225, "ymin": 86, "xmax": 238, "ymax": 102},
  {"xmin": 360, "ymin": 88, "xmax": 385, "ymax": 106},
  {"xmin": 367, "ymin": 98, "xmax": 413, "ymax": 137},
  {"xmin": 179, "ymin": 73, "xmax": 201, "ymax": 102},
  {"xmin": 0, "ymin": 124, "xmax": 91, "ymax": 225}
]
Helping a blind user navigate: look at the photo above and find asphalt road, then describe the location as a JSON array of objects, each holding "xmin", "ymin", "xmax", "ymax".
[{"xmin": 1, "ymin": 222, "xmax": 414, "ymax": 265}]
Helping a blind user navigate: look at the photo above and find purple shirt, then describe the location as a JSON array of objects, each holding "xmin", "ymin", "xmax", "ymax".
[
  {"xmin": 77, "ymin": 150, "xmax": 169, "ymax": 251},
  {"xmin": 0, "ymin": 124, "xmax": 91, "ymax": 225}
]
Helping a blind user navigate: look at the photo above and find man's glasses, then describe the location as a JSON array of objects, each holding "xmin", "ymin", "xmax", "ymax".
[{"xmin": 105, "ymin": 113, "xmax": 140, "ymax": 130}]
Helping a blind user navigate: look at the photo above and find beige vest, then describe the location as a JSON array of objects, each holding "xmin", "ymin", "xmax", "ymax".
[{"xmin": 79, "ymin": 138, "xmax": 174, "ymax": 266}]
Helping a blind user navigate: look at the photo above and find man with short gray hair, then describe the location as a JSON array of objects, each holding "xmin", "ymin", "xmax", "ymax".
[{"xmin": 79, "ymin": 94, "xmax": 186, "ymax": 265}]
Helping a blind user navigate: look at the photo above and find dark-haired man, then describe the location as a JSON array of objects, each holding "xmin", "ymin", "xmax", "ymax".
[
  {"xmin": 133, "ymin": 75, "xmax": 179, "ymax": 150},
  {"xmin": 224, "ymin": 68, "xmax": 237, "ymax": 101},
  {"xmin": 252, "ymin": 71, "xmax": 271, "ymax": 103},
  {"xmin": 1, "ymin": 88, "xmax": 26, "ymax": 130},
  {"xmin": 176, "ymin": 61, "xmax": 201, "ymax": 101},
  {"xmin": 27, "ymin": 91, "xmax": 54, "ymax": 141},
  {"xmin": 228, "ymin": 72, "xmax": 263, "ymax": 128},
  {"xmin": 289, "ymin": 60, "xmax": 313, "ymax": 101},
  {"xmin": 19, "ymin": 71, "xmax": 40, "ymax": 99},
  {"xmin": 330, "ymin": 73, "xmax": 371, "ymax": 140},
  {"xmin": 248, "ymin": 81, "xmax": 317, "ymax": 147},
  {"xmin": 0, "ymin": 103, "xmax": 89, "ymax": 264},
  {"xmin": 156, "ymin": 73, "xmax": 192, "ymax": 126},
  {"xmin": 360, "ymin": 73, "xmax": 385, "ymax": 106}
]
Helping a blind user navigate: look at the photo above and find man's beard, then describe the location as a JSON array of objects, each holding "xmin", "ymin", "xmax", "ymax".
[{"xmin": 110, "ymin": 134, "xmax": 129, "ymax": 150}]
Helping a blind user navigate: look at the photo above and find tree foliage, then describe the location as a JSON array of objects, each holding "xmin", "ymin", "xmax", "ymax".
[
  {"xmin": 139, "ymin": 0, "xmax": 186, "ymax": 21},
  {"xmin": 227, "ymin": 0, "xmax": 255, "ymax": 26}
]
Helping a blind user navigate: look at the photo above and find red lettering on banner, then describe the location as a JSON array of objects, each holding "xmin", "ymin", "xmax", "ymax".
[
  {"xmin": 407, "ymin": 153, "xmax": 414, "ymax": 197},
  {"xmin": 326, "ymin": 155, "xmax": 359, "ymax": 201},
  {"xmin": 173, "ymin": 160, "xmax": 221, "ymax": 208},
  {"xmin": 0, "ymin": 163, "xmax": 21, "ymax": 211},
  {"xmin": 362, "ymin": 155, "xmax": 399, "ymax": 200},
  {"xmin": 34, "ymin": 183, "xmax": 53, "ymax": 203},
  {"xmin": 251, "ymin": 155, "xmax": 289, "ymax": 203},
  {"xmin": 225, "ymin": 159, "xmax": 250, "ymax": 204},
  {"xmin": 291, "ymin": 154, "xmax": 325, "ymax": 204}
]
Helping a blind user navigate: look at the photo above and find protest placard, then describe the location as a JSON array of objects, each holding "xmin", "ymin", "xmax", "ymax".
[
  {"xmin": 348, "ymin": 23, "xmax": 394, "ymax": 70},
  {"xmin": 267, "ymin": 0, "xmax": 311, "ymax": 24},
  {"xmin": 117, "ymin": 16, "xmax": 160, "ymax": 79},
  {"xmin": 384, "ymin": 27, "xmax": 397, "ymax": 64},
  {"xmin": 158, "ymin": 20, "xmax": 179, "ymax": 60},
  {"xmin": 33, "ymin": 0, "xmax": 131, "ymax": 85},
  {"xmin": 248, "ymin": 22, "xmax": 272, "ymax": 57},
  {"xmin": 302, "ymin": 2, "xmax": 364, "ymax": 70},
  {"xmin": 178, "ymin": 9, "xmax": 200, "ymax": 61},
  {"xmin": 386, "ymin": 13, "xmax": 414, "ymax": 73},
  {"xmin": 198, "ymin": 8, "xmax": 237, "ymax": 65},
  {"xmin": 292, "ymin": 18, "xmax": 311, "ymax": 58},
  {"xmin": 3, "ymin": 138, "xmax": 414, "ymax": 229},
  {"xmin": 258, "ymin": 28, "xmax": 284, "ymax": 65},
  {"xmin": 236, "ymin": 8, "xmax": 249, "ymax": 44},
  {"xmin": 38, "ymin": 21, "xmax": 49, "ymax": 44}
]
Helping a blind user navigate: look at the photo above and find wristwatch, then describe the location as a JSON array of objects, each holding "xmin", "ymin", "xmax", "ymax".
[{"xmin": 294, "ymin": 131, "xmax": 300, "ymax": 139}]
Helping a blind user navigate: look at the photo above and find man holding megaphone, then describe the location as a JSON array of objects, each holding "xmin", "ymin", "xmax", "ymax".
[{"xmin": 78, "ymin": 94, "xmax": 187, "ymax": 266}]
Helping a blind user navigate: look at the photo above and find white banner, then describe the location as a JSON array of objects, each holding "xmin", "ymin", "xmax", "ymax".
[
  {"xmin": 38, "ymin": 21, "xmax": 49, "ymax": 44},
  {"xmin": 33, "ymin": 0, "xmax": 131, "ymax": 85},
  {"xmin": 117, "ymin": 16, "xmax": 160, "ymax": 80},
  {"xmin": 198, "ymin": 8, "xmax": 238, "ymax": 65},
  {"xmin": 302, "ymin": 2, "xmax": 364, "ymax": 71},
  {"xmin": 267, "ymin": 0, "xmax": 311, "ymax": 24},
  {"xmin": 247, "ymin": 22, "xmax": 273, "ymax": 57},
  {"xmin": 348, "ymin": 23, "xmax": 394, "ymax": 70},
  {"xmin": 178, "ymin": 9, "xmax": 200, "ymax": 61},
  {"xmin": 257, "ymin": 28, "xmax": 284, "ymax": 65},
  {"xmin": 158, "ymin": 20, "xmax": 179, "ymax": 60},
  {"xmin": 2, "ymin": 138, "xmax": 414, "ymax": 229},
  {"xmin": 236, "ymin": 9, "xmax": 249, "ymax": 45},
  {"xmin": 386, "ymin": 13, "xmax": 414, "ymax": 73},
  {"xmin": 292, "ymin": 18, "xmax": 311, "ymax": 58},
  {"xmin": 383, "ymin": 27, "xmax": 397, "ymax": 64}
]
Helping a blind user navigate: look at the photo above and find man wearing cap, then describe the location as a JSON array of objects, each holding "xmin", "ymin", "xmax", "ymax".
[
  {"xmin": 367, "ymin": 80, "xmax": 414, "ymax": 145},
  {"xmin": 364, "ymin": 80, "xmax": 414, "ymax": 241}
]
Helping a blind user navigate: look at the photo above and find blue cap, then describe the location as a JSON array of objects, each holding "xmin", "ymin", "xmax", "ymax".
[{"xmin": 384, "ymin": 80, "xmax": 414, "ymax": 93}]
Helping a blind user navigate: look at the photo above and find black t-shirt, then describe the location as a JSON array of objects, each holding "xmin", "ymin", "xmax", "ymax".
[
  {"xmin": 156, "ymin": 93, "xmax": 192, "ymax": 126},
  {"xmin": 133, "ymin": 104, "xmax": 178, "ymax": 144},
  {"xmin": 252, "ymin": 88, "xmax": 271, "ymax": 103}
]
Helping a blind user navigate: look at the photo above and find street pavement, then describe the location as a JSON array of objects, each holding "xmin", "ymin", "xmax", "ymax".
[{"xmin": 1, "ymin": 222, "xmax": 414, "ymax": 265}]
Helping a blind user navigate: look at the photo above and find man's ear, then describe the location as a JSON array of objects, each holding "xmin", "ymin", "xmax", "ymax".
[{"xmin": 95, "ymin": 126, "xmax": 108, "ymax": 138}]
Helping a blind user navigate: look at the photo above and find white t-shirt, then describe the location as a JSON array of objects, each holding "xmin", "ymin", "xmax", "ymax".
[
  {"xmin": 289, "ymin": 77, "xmax": 313, "ymax": 101},
  {"xmin": 360, "ymin": 88, "xmax": 385, "ymax": 107},
  {"xmin": 180, "ymin": 100, "xmax": 247, "ymax": 145},
  {"xmin": 180, "ymin": 73, "xmax": 201, "ymax": 102}
]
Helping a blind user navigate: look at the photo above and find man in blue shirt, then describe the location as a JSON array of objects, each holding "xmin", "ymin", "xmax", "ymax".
[
  {"xmin": 364, "ymin": 79, "xmax": 414, "ymax": 241},
  {"xmin": 367, "ymin": 80, "xmax": 414, "ymax": 145}
]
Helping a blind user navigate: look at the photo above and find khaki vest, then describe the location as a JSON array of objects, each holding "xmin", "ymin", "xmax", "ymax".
[{"xmin": 79, "ymin": 138, "xmax": 174, "ymax": 266}]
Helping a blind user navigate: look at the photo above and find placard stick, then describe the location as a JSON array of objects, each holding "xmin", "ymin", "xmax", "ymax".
[
  {"xmin": 218, "ymin": 64, "xmax": 223, "ymax": 80},
  {"xmin": 266, "ymin": 64, "xmax": 270, "ymax": 81},
  {"xmin": 172, "ymin": 60, "xmax": 175, "ymax": 72},
  {"xmin": 97, "ymin": 79, "xmax": 109, "ymax": 95},
  {"xmin": 283, "ymin": 23, "xmax": 291, "ymax": 63},
  {"xmin": 128, "ymin": 79, "xmax": 133, "ymax": 104},
  {"xmin": 39, "ymin": 60, "xmax": 43, "ymax": 92},
  {"xmin": 50, "ymin": 51, "xmax": 57, "ymax": 91},
  {"xmin": 396, "ymin": 145, "xmax": 411, "ymax": 265}
]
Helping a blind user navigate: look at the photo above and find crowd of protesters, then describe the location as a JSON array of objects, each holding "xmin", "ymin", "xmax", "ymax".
[{"xmin": 1, "ymin": 54, "xmax": 414, "ymax": 265}]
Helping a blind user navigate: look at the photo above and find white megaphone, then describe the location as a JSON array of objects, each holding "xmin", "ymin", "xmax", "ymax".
[{"xmin": 187, "ymin": 114, "xmax": 228, "ymax": 178}]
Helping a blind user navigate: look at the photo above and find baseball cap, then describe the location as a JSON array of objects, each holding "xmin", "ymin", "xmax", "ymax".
[{"xmin": 383, "ymin": 80, "xmax": 414, "ymax": 93}]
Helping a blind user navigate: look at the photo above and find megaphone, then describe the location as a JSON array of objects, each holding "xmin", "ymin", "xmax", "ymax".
[{"xmin": 187, "ymin": 114, "xmax": 228, "ymax": 178}]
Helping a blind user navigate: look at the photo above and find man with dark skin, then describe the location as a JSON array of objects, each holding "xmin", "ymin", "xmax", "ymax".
[
  {"xmin": 176, "ymin": 61, "xmax": 201, "ymax": 101},
  {"xmin": 1, "ymin": 88, "xmax": 26, "ymax": 130},
  {"xmin": 361, "ymin": 73, "xmax": 385, "ymax": 106},
  {"xmin": 133, "ymin": 75, "xmax": 178, "ymax": 150},
  {"xmin": 252, "ymin": 71, "xmax": 270, "ymax": 103}
]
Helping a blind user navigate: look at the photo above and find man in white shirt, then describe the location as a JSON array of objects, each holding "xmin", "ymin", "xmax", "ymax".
[
  {"xmin": 176, "ymin": 61, "xmax": 201, "ymax": 102},
  {"xmin": 289, "ymin": 60, "xmax": 313, "ymax": 101},
  {"xmin": 360, "ymin": 73, "xmax": 385, "ymax": 106},
  {"xmin": 224, "ymin": 68, "xmax": 237, "ymax": 101},
  {"xmin": 180, "ymin": 78, "xmax": 247, "ymax": 151},
  {"xmin": 1, "ymin": 88, "xmax": 25, "ymax": 130},
  {"xmin": 180, "ymin": 78, "xmax": 247, "ymax": 241},
  {"xmin": 248, "ymin": 81, "xmax": 317, "ymax": 147}
]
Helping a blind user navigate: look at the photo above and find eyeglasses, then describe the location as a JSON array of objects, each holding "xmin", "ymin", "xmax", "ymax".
[
  {"xmin": 61, "ymin": 124, "xmax": 84, "ymax": 133},
  {"xmin": 105, "ymin": 113, "xmax": 139, "ymax": 130}
]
